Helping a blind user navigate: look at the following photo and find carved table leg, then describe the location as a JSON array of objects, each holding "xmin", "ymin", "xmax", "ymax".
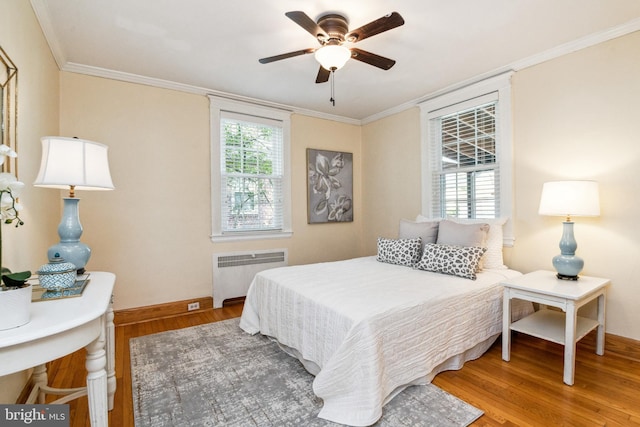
[
  {"xmin": 32, "ymin": 364, "xmax": 48, "ymax": 404},
  {"xmin": 106, "ymin": 296, "xmax": 116, "ymax": 410},
  {"xmin": 85, "ymin": 327, "xmax": 108, "ymax": 426}
]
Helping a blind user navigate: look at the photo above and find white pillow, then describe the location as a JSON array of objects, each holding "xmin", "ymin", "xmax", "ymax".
[
  {"xmin": 398, "ymin": 219, "xmax": 439, "ymax": 248},
  {"xmin": 447, "ymin": 217, "xmax": 508, "ymax": 269}
]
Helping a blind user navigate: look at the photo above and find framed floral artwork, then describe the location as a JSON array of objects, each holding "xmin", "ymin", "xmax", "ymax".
[{"xmin": 307, "ymin": 148, "xmax": 353, "ymax": 223}]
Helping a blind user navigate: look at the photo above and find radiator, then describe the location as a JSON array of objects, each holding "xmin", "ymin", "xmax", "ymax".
[{"xmin": 212, "ymin": 249, "xmax": 288, "ymax": 308}]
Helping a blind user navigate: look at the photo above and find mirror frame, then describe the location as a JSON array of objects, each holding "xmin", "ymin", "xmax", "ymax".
[{"xmin": 0, "ymin": 46, "xmax": 18, "ymax": 176}]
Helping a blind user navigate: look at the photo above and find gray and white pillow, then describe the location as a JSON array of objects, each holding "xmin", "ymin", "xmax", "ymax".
[
  {"xmin": 377, "ymin": 237, "xmax": 422, "ymax": 267},
  {"xmin": 415, "ymin": 243, "xmax": 487, "ymax": 280}
]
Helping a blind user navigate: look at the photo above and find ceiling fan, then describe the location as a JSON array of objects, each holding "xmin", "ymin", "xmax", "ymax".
[{"xmin": 259, "ymin": 11, "xmax": 405, "ymax": 84}]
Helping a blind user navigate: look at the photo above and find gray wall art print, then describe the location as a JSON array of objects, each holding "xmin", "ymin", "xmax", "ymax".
[{"xmin": 307, "ymin": 149, "xmax": 353, "ymax": 223}]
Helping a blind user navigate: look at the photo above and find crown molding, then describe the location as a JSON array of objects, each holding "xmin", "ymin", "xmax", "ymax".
[
  {"xmin": 61, "ymin": 62, "xmax": 211, "ymax": 95},
  {"xmin": 60, "ymin": 62, "xmax": 361, "ymax": 126},
  {"xmin": 510, "ymin": 16, "xmax": 640, "ymax": 71},
  {"xmin": 362, "ymin": 17, "xmax": 640, "ymax": 125}
]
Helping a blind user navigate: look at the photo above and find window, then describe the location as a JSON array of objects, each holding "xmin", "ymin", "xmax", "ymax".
[
  {"xmin": 210, "ymin": 96, "xmax": 291, "ymax": 242},
  {"xmin": 434, "ymin": 101, "xmax": 498, "ymax": 219},
  {"xmin": 420, "ymin": 72, "xmax": 514, "ymax": 244},
  {"xmin": 221, "ymin": 114, "xmax": 282, "ymax": 231}
]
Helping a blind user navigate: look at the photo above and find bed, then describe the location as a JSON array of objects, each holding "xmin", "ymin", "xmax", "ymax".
[{"xmin": 239, "ymin": 218, "xmax": 533, "ymax": 426}]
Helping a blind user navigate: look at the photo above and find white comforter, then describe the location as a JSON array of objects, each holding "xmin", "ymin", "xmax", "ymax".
[{"xmin": 240, "ymin": 256, "xmax": 528, "ymax": 426}]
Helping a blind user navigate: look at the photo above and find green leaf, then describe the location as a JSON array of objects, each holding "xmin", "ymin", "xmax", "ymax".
[
  {"xmin": 1, "ymin": 271, "xmax": 32, "ymax": 288},
  {"xmin": 4, "ymin": 271, "xmax": 31, "ymax": 281}
]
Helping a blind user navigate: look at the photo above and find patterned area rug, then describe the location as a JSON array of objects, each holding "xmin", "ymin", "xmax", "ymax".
[{"xmin": 130, "ymin": 318, "xmax": 483, "ymax": 426}]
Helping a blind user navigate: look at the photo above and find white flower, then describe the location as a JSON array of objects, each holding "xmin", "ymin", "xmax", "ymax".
[
  {"xmin": 0, "ymin": 173, "xmax": 24, "ymax": 221},
  {"xmin": 0, "ymin": 173, "xmax": 23, "ymax": 196},
  {"xmin": 0, "ymin": 146, "xmax": 27, "ymax": 288},
  {"xmin": 0, "ymin": 145, "xmax": 17, "ymax": 166}
]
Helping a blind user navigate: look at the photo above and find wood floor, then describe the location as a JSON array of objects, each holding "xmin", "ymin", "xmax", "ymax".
[{"xmin": 40, "ymin": 303, "xmax": 640, "ymax": 426}]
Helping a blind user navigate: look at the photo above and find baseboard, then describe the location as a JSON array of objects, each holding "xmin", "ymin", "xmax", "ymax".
[
  {"xmin": 114, "ymin": 296, "xmax": 213, "ymax": 326},
  {"xmin": 605, "ymin": 333, "xmax": 640, "ymax": 362}
]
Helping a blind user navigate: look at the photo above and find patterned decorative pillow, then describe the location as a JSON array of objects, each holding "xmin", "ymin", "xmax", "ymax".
[
  {"xmin": 415, "ymin": 243, "xmax": 487, "ymax": 280},
  {"xmin": 376, "ymin": 237, "xmax": 422, "ymax": 267}
]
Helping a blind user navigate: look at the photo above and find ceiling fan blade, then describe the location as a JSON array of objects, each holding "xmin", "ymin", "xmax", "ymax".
[
  {"xmin": 285, "ymin": 11, "xmax": 329, "ymax": 41},
  {"xmin": 350, "ymin": 48, "xmax": 396, "ymax": 70},
  {"xmin": 345, "ymin": 12, "xmax": 405, "ymax": 43},
  {"xmin": 315, "ymin": 66, "xmax": 330, "ymax": 84},
  {"xmin": 259, "ymin": 48, "xmax": 315, "ymax": 64}
]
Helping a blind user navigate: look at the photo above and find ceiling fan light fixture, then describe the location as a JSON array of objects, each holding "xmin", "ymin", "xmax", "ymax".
[{"xmin": 315, "ymin": 45, "xmax": 351, "ymax": 71}]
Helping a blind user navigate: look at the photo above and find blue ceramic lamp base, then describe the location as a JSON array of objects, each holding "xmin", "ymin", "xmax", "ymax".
[
  {"xmin": 553, "ymin": 221, "xmax": 583, "ymax": 281},
  {"xmin": 47, "ymin": 243, "xmax": 90, "ymax": 275},
  {"xmin": 49, "ymin": 198, "xmax": 91, "ymax": 274},
  {"xmin": 553, "ymin": 254, "xmax": 583, "ymax": 280}
]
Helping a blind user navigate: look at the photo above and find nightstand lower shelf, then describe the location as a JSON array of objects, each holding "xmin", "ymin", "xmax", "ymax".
[{"xmin": 510, "ymin": 309, "xmax": 600, "ymax": 345}]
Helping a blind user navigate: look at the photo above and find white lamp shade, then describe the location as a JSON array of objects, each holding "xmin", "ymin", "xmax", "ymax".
[
  {"xmin": 315, "ymin": 45, "xmax": 351, "ymax": 71},
  {"xmin": 538, "ymin": 180, "xmax": 600, "ymax": 217},
  {"xmin": 34, "ymin": 136, "xmax": 115, "ymax": 191}
]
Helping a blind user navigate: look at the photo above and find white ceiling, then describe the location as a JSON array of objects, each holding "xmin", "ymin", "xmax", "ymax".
[{"xmin": 31, "ymin": 0, "xmax": 640, "ymax": 122}]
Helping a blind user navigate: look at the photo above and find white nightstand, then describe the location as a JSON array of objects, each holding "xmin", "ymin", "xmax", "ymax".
[{"xmin": 501, "ymin": 270, "xmax": 609, "ymax": 385}]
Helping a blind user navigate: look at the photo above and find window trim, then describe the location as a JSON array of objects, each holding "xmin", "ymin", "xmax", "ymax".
[
  {"xmin": 419, "ymin": 72, "xmax": 514, "ymax": 245},
  {"xmin": 209, "ymin": 96, "xmax": 292, "ymax": 242}
]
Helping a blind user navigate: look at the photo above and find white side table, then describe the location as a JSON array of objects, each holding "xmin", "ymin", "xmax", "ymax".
[
  {"xmin": 0, "ymin": 272, "xmax": 116, "ymax": 426},
  {"xmin": 501, "ymin": 270, "xmax": 609, "ymax": 385}
]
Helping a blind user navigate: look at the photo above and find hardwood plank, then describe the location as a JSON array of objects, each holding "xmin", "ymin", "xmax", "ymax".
[
  {"xmin": 434, "ymin": 331, "xmax": 640, "ymax": 426},
  {"xmin": 33, "ymin": 303, "xmax": 640, "ymax": 426}
]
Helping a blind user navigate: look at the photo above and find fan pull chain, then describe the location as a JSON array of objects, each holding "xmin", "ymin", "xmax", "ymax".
[{"xmin": 330, "ymin": 69, "xmax": 336, "ymax": 106}]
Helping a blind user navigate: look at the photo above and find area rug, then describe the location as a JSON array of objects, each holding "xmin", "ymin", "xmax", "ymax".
[{"xmin": 130, "ymin": 318, "xmax": 483, "ymax": 427}]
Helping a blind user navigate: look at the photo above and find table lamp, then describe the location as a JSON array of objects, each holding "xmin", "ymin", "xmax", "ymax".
[
  {"xmin": 34, "ymin": 136, "xmax": 114, "ymax": 273},
  {"xmin": 538, "ymin": 180, "xmax": 600, "ymax": 280}
]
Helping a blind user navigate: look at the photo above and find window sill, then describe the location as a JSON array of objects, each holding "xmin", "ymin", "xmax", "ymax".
[{"xmin": 210, "ymin": 230, "xmax": 293, "ymax": 243}]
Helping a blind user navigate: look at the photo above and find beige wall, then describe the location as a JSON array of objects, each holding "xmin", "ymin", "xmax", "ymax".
[
  {"xmin": 59, "ymin": 74, "xmax": 363, "ymax": 310},
  {"xmin": 510, "ymin": 31, "xmax": 640, "ymax": 340},
  {"xmin": 0, "ymin": 0, "xmax": 61, "ymax": 404},
  {"xmin": 287, "ymin": 115, "xmax": 363, "ymax": 265},
  {"xmin": 361, "ymin": 108, "xmax": 422, "ymax": 255},
  {"xmin": 361, "ymin": 32, "xmax": 640, "ymax": 340},
  {"xmin": 59, "ymin": 74, "xmax": 213, "ymax": 310}
]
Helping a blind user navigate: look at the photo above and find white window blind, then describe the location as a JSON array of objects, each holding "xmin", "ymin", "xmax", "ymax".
[
  {"xmin": 429, "ymin": 101, "xmax": 499, "ymax": 219},
  {"xmin": 419, "ymin": 72, "xmax": 514, "ymax": 244},
  {"xmin": 220, "ymin": 112, "xmax": 284, "ymax": 232}
]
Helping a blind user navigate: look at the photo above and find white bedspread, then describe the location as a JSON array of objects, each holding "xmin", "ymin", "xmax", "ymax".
[{"xmin": 240, "ymin": 256, "xmax": 528, "ymax": 426}]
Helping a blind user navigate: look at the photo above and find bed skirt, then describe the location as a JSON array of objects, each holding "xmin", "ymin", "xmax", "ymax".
[{"xmin": 274, "ymin": 332, "xmax": 499, "ymax": 424}]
